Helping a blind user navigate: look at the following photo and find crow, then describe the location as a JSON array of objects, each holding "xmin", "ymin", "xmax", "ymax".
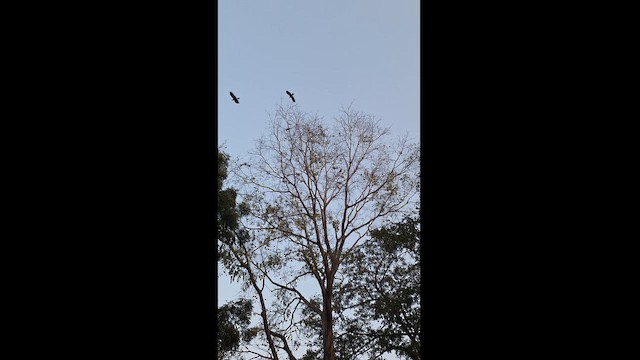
[
  {"xmin": 229, "ymin": 92, "xmax": 240, "ymax": 104},
  {"xmin": 286, "ymin": 90, "xmax": 295, "ymax": 102}
]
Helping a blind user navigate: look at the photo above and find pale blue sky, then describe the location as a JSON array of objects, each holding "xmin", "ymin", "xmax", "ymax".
[
  {"xmin": 218, "ymin": 1, "xmax": 419, "ymax": 358},
  {"xmin": 218, "ymin": 0, "xmax": 420, "ymax": 158}
]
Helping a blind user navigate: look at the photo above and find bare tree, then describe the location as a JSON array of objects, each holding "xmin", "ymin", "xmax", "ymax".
[{"xmin": 221, "ymin": 104, "xmax": 419, "ymax": 360}]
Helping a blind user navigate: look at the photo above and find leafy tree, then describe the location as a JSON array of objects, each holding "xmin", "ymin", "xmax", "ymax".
[
  {"xmin": 219, "ymin": 105, "xmax": 420, "ymax": 359},
  {"xmin": 218, "ymin": 299, "xmax": 260, "ymax": 360},
  {"xmin": 218, "ymin": 149, "xmax": 240, "ymax": 246},
  {"xmin": 335, "ymin": 214, "xmax": 421, "ymax": 359},
  {"xmin": 217, "ymin": 149, "xmax": 258, "ymax": 359}
]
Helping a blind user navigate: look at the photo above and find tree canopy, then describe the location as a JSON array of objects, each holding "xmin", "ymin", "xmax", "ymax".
[
  {"xmin": 217, "ymin": 105, "xmax": 420, "ymax": 359},
  {"xmin": 217, "ymin": 148, "xmax": 259, "ymax": 359}
]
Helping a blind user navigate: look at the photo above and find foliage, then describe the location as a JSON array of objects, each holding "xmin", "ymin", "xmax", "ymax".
[
  {"xmin": 219, "ymin": 105, "xmax": 420, "ymax": 360},
  {"xmin": 217, "ymin": 149, "xmax": 260, "ymax": 359},
  {"xmin": 335, "ymin": 214, "xmax": 421, "ymax": 359},
  {"xmin": 217, "ymin": 149, "xmax": 240, "ymax": 247},
  {"xmin": 217, "ymin": 299, "xmax": 260, "ymax": 360}
]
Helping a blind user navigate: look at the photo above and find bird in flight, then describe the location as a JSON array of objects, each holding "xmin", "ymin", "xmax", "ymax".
[
  {"xmin": 286, "ymin": 90, "xmax": 295, "ymax": 103},
  {"xmin": 229, "ymin": 92, "xmax": 240, "ymax": 104}
]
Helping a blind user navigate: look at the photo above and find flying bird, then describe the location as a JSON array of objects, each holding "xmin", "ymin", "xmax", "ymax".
[
  {"xmin": 229, "ymin": 92, "xmax": 240, "ymax": 104},
  {"xmin": 286, "ymin": 90, "xmax": 295, "ymax": 103}
]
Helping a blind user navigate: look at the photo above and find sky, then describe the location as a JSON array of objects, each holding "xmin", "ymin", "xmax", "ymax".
[
  {"xmin": 218, "ymin": 0, "xmax": 420, "ymax": 357},
  {"xmin": 218, "ymin": 0, "xmax": 420, "ymax": 159}
]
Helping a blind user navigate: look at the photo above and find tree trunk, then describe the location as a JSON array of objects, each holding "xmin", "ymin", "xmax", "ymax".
[{"xmin": 321, "ymin": 282, "xmax": 336, "ymax": 360}]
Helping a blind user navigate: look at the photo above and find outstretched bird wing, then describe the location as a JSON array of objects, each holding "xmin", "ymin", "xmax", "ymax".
[{"xmin": 286, "ymin": 90, "xmax": 295, "ymax": 102}]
